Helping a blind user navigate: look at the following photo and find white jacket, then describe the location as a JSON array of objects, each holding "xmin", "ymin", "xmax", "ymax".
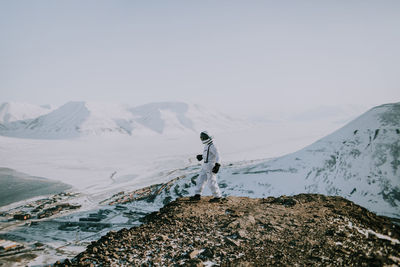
[{"xmin": 202, "ymin": 142, "xmax": 220, "ymax": 169}]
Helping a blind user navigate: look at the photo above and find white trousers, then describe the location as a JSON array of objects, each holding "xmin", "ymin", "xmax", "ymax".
[{"xmin": 195, "ymin": 167, "xmax": 222, "ymax": 198}]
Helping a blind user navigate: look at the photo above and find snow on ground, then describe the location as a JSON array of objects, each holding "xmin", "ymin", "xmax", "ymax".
[{"xmin": 347, "ymin": 221, "xmax": 400, "ymax": 245}]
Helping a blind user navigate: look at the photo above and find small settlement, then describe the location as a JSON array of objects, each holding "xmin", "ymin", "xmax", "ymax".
[
  {"xmin": 0, "ymin": 239, "xmax": 23, "ymax": 252},
  {"xmin": 2, "ymin": 192, "xmax": 81, "ymax": 222}
]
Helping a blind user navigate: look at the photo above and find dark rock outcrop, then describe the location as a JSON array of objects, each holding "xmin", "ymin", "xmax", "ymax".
[{"xmin": 58, "ymin": 194, "xmax": 400, "ymax": 266}]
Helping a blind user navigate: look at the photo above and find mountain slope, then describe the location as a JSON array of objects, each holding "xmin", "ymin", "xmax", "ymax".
[
  {"xmin": 0, "ymin": 101, "xmax": 248, "ymax": 139},
  {"xmin": 0, "ymin": 102, "xmax": 52, "ymax": 124},
  {"xmin": 222, "ymin": 102, "xmax": 400, "ymax": 218}
]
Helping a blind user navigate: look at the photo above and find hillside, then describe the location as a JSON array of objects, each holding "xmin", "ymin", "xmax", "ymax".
[
  {"xmin": 60, "ymin": 194, "xmax": 400, "ymax": 266},
  {"xmin": 219, "ymin": 102, "xmax": 400, "ymax": 218}
]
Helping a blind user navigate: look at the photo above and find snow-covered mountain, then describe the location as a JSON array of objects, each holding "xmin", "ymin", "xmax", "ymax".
[
  {"xmin": 0, "ymin": 101, "xmax": 248, "ymax": 139},
  {"xmin": 219, "ymin": 102, "xmax": 400, "ymax": 218},
  {"xmin": 0, "ymin": 102, "xmax": 52, "ymax": 124}
]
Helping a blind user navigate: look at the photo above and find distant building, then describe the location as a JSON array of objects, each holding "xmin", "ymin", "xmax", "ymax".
[
  {"xmin": 0, "ymin": 240, "xmax": 22, "ymax": 251},
  {"xmin": 13, "ymin": 214, "xmax": 31, "ymax": 220}
]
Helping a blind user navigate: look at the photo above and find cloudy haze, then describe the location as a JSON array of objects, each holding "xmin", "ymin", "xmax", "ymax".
[{"xmin": 1, "ymin": 1, "xmax": 399, "ymax": 116}]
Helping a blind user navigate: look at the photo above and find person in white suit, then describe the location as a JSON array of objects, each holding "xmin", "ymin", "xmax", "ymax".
[{"xmin": 191, "ymin": 131, "xmax": 222, "ymax": 202}]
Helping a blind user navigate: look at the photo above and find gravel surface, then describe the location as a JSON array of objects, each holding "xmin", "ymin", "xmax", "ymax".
[{"xmin": 57, "ymin": 194, "xmax": 400, "ymax": 266}]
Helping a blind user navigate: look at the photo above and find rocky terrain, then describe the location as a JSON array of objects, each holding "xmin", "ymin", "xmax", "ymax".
[{"xmin": 58, "ymin": 194, "xmax": 400, "ymax": 266}]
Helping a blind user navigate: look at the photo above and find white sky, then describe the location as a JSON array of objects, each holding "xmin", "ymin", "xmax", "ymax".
[{"xmin": 1, "ymin": 1, "xmax": 400, "ymax": 116}]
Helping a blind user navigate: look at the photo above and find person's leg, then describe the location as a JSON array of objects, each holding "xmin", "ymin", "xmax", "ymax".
[
  {"xmin": 194, "ymin": 169, "xmax": 208, "ymax": 195},
  {"xmin": 209, "ymin": 173, "xmax": 222, "ymax": 198}
]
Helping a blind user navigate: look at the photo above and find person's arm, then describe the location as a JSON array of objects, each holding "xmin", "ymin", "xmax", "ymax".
[
  {"xmin": 211, "ymin": 145, "xmax": 221, "ymax": 173},
  {"xmin": 213, "ymin": 145, "xmax": 220, "ymax": 164}
]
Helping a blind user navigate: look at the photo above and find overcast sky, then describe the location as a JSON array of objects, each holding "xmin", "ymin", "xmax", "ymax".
[{"xmin": 1, "ymin": 1, "xmax": 399, "ymax": 116}]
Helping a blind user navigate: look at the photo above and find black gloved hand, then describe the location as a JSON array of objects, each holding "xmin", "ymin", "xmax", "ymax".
[
  {"xmin": 196, "ymin": 154, "xmax": 203, "ymax": 161},
  {"xmin": 212, "ymin": 163, "xmax": 221, "ymax": 173}
]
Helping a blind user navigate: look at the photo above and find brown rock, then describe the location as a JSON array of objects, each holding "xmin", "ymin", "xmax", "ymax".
[
  {"xmin": 237, "ymin": 230, "xmax": 248, "ymax": 239},
  {"xmin": 189, "ymin": 249, "xmax": 201, "ymax": 259},
  {"xmin": 225, "ymin": 237, "xmax": 241, "ymax": 247},
  {"xmin": 234, "ymin": 261, "xmax": 254, "ymax": 267},
  {"xmin": 247, "ymin": 215, "xmax": 256, "ymax": 225},
  {"xmin": 159, "ymin": 234, "xmax": 168, "ymax": 241},
  {"xmin": 201, "ymin": 247, "xmax": 214, "ymax": 258},
  {"xmin": 186, "ymin": 258, "xmax": 204, "ymax": 267}
]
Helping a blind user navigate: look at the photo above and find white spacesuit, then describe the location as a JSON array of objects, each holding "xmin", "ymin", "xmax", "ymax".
[{"xmin": 192, "ymin": 131, "xmax": 222, "ymax": 201}]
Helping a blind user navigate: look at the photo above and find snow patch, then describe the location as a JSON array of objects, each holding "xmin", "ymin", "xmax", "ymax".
[{"xmin": 347, "ymin": 221, "xmax": 400, "ymax": 245}]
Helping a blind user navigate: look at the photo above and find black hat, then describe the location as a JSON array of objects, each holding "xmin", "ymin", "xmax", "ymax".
[{"xmin": 200, "ymin": 131, "xmax": 211, "ymax": 141}]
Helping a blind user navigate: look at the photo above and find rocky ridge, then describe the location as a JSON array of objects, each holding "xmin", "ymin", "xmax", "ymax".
[{"xmin": 59, "ymin": 194, "xmax": 400, "ymax": 266}]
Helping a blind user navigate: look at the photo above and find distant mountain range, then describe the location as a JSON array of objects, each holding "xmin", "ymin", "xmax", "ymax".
[{"xmin": 0, "ymin": 101, "xmax": 248, "ymax": 139}]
